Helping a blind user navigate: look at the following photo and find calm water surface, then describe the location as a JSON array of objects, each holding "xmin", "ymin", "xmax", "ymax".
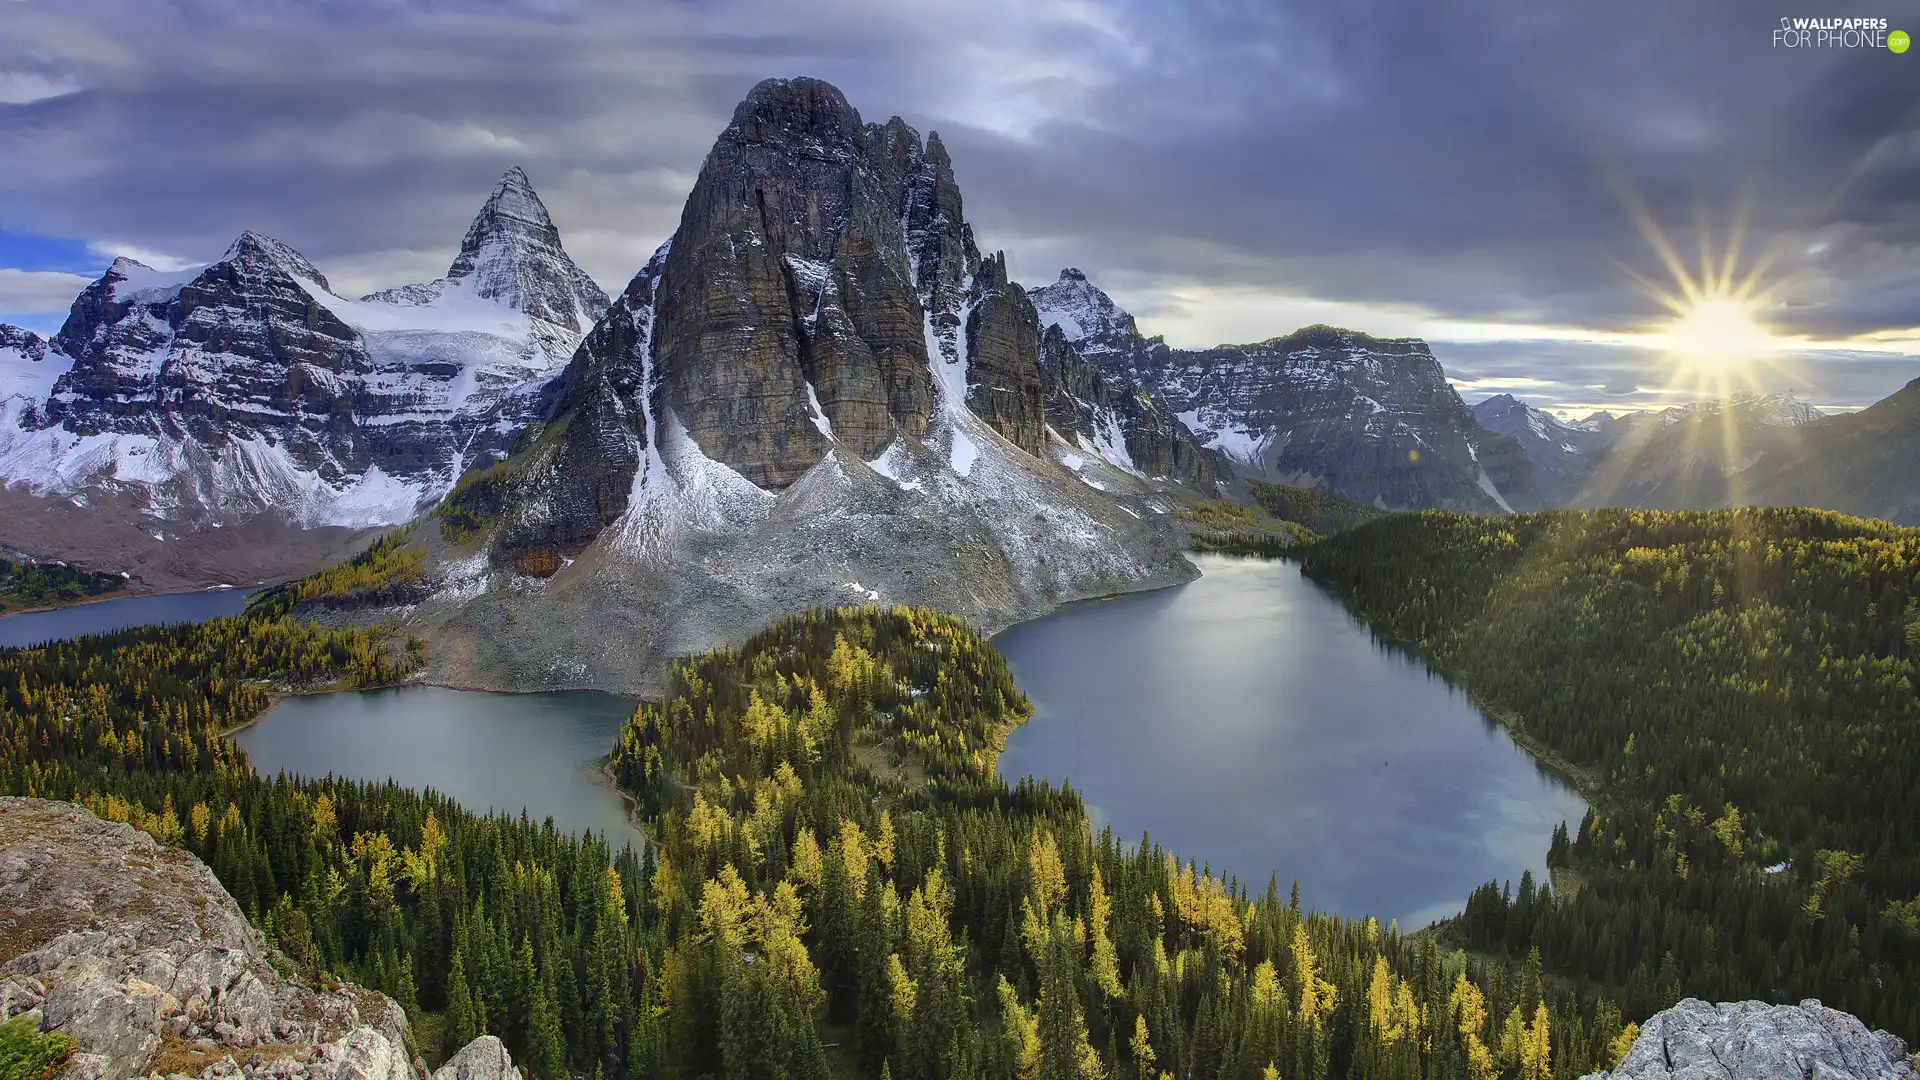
[
  {"xmin": 0, "ymin": 587, "xmax": 258, "ymax": 648},
  {"xmin": 995, "ymin": 554, "xmax": 1584, "ymax": 928},
  {"xmin": 236, "ymin": 686, "xmax": 644, "ymax": 847}
]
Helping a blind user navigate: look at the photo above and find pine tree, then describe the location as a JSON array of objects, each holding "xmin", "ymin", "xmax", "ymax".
[{"xmin": 444, "ymin": 950, "xmax": 481, "ymax": 1059}]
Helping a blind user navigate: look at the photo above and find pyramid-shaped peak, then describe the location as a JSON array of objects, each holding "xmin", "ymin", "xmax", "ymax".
[
  {"xmin": 438, "ymin": 167, "xmax": 608, "ymax": 332},
  {"xmin": 1030, "ymin": 267, "xmax": 1143, "ymax": 360},
  {"xmin": 222, "ymin": 231, "xmax": 330, "ymax": 290}
]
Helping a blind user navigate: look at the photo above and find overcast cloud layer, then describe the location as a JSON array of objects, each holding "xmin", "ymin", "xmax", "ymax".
[{"xmin": 2, "ymin": 0, "xmax": 1916, "ymax": 413}]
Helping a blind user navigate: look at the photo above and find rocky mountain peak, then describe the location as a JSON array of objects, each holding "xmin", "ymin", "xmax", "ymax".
[
  {"xmin": 0, "ymin": 322, "xmax": 47, "ymax": 360},
  {"xmin": 222, "ymin": 229, "xmax": 329, "ymax": 289},
  {"xmin": 1029, "ymin": 267, "xmax": 1145, "ymax": 364},
  {"xmin": 645, "ymin": 74, "xmax": 985, "ymax": 487},
  {"xmin": 439, "ymin": 166, "xmax": 610, "ymax": 334},
  {"xmin": 728, "ymin": 76, "xmax": 866, "ymax": 149}
]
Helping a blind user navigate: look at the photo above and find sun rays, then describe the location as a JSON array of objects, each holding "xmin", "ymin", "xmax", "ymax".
[{"xmin": 1608, "ymin": 182, "xmax": 1795, "ymax": 404}]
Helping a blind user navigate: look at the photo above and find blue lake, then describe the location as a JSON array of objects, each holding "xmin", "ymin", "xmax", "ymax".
[
  {"xmin": 0, "ymin": 587, "xmax": 258, "ymax": 649},
  {"xmin": 994, "ymin": 554, "xmax": 1585, "ymax": 928}
]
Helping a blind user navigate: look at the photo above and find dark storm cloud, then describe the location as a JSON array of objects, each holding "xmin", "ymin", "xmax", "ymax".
[{"xmin": 0, "ymin": 0, "xmax": 1915, "ymax": 407}]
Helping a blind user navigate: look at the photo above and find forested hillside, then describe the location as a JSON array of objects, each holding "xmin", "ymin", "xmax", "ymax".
[
  {"xmin": 0, "ymin": 554, "xmax": 123, "ymax": 611},
  {"xmin": 0, "ymin": 590, "xmax": 1637, "ymax": 1078},
  {"xmin": 605, "ymin": 606, "xmax": 1635, "ymax": 1080},
  {"xmin": 1298, "ymin": 508, "xmax": 1920, "ymax": 1038}
]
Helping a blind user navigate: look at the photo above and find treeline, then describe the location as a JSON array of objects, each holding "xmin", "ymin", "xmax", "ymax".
[
  {"xmin": 0, "ymin": 592, "xmax": 1646, "ymax": 1078},
  {"xmin": 0, "ymin": 555, "xmax": 123, "ymax": 611},
  {"xmin": 606, "ymin": 605, "xmax": 1638, "ymax": 1079},
  {"xmin": 285, "ymin": 531, "xmax": 425, "ymax": 602},
  {"xmin": 1297, "ymin": 507, "xmax": 1920, "ymax": 1037}
]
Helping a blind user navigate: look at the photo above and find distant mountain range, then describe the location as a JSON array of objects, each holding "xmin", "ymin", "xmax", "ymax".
[
  {"xmin": 5, "ymin": 74, "xmax": 1918, "ymax": 652},
  {"xmin": 1471, "ymin": 387, "xmax": 1920, "ymax": 524},
  {"xmin": 1030, "ymin": 269, "xmax": 1542, "ymax": 514}
]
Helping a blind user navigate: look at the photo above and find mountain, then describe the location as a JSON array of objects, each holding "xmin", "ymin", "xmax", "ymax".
[
  {"xmin": 1473, "ymin": 390, "xmax": 1841, "ymax": 511},
  {"xmin": 1566, "ymin": 391, "xmax": 1829, "ymax": 511},
  {"xmin": 396, "ymin": 77, "xmax": 1201, "ymax": 694},
  {"xmin": 1030, "ymin": 266, "xmax": 1151, "ymax": 368},
  {"xmin": 1713, "ymin": 379, "xmax": 1920, "ymax": 524},
  {"xmin": 1472, "ymin": 393, "xmax": 1615, "ymax": 504},
  {"xmin": 1029, "ymin": 270, "xmax": 1541, "ymax": 513},
  {"xmin": 0, "ymin": 168, "xmax": 607, "ymax": 587}
]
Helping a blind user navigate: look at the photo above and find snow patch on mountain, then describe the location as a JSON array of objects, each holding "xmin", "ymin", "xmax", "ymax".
[{"xmin": 0, "ymin": 168, "xmax": 606, "ymax": 532}]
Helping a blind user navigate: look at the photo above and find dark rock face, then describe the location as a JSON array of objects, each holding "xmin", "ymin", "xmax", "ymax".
[
  {"xmin": 1040, "ymin": 326, "xmax": 1225, "ymax": 485},
  {"xmin": 643, "ymin": 76, "xmax": 1069, "ymax": 487},
  {"xmin": 49, "ymin": 235, "xmax": 373, "ymax": 457},
  {"xmin": 482, "ymin": 253, "xmax": 666, "ymax": 572},
  {"xmin": 1032, "ymin": 271, "xmax": 1542, "ymax": 513},
  {"xmin": 0, "ymin": 324, "xmax": 48, "ymax": 364},
  {"xmin": 652, "ymin": 78, "xmax": 931, "ymax": 486},
  {"xmin": 963, "ymin": 254, "xmax": 1048, "ymax": 457}
]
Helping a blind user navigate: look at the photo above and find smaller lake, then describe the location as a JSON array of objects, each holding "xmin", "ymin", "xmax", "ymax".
[
  {"xmin": 995, "ymin": 555, "xmax": 1585, "ymax": 929},
  {"xmin": 235, "ymin": 686, "xmax": 644, "ymax": 848},
  {"xmin": 0, "ymin": 587, "xmax": 259, "ymax": 649}
]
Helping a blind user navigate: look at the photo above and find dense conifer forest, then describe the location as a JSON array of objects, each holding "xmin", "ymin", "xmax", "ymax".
[
  {"xmin": 4, "ymin": 505, "xmax": 1912, "ymax": 1077},
  {"xmin": 1298, "ymin": 507, "xmax": 1920, "ymax": 1039},
  {"xmin": 0, "ymin": 588, "xmax": 1634, "ymax": 1078}
]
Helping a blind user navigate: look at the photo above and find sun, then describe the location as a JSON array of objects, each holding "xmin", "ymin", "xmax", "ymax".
[
  {"xmin": 1604, "ymin": 183, "xmax": 1788, "ymax": 394},
  {"xmin": 1660, "ymin": 293, "xmax": 1779, "ymax": 374}
]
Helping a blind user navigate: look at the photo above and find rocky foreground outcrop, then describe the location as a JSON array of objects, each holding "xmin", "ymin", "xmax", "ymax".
[
  {"xmin": 0, "ymin": 798, "xmax": 520, "ymax": 1080},
  {"xmin": 1584, "ymin": 998, "xmax": 1917, "ymax": 1080}
]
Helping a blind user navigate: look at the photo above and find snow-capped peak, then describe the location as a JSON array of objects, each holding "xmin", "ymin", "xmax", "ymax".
[
  {"xmin": 371, "ymin": 166, "xmax": 611, "ymax": 339},
  {"xmin": 1029, "ymin": 267, "xmax": 1143, "ymax": 362},
  {"xmin": 222, "ymin": 230, "xmax": 330, "ymax": 289}
]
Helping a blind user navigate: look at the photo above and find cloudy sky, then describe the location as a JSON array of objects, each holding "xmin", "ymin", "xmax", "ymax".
[{"xmin": 2, "ymin": 0, "xmax": 1917, "ymax": 415}]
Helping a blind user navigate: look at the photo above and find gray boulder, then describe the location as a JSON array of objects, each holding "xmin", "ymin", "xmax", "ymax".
[
  {"xmin": 0, "ymin": 797, "xmax": 519, "ymax": 1080},
  {"xmin": 429, "ymin": 1036, "xmax": 522, "ymax": 1080},
  {"xmin": 1586, "ymin": 998, "xmax": 1918, "ymax": 1080}
]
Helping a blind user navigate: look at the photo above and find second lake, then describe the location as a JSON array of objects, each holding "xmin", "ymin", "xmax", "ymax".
[{"xmin": 994, "ymin": 554, "xmax": 1585, "ymax": 928}]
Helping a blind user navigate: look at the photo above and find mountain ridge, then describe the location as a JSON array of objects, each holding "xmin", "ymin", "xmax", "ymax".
[{"xmin": 1029, "ymin": 271, "xmax": 1543, "ymax": 512}]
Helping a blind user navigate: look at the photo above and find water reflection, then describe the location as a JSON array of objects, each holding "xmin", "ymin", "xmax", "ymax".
[{"xmin": 995, "ymin": 554, "xmax": 1584, "ymax": 928}]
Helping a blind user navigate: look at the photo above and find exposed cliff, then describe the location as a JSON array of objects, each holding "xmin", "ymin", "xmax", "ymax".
[
  {"xmin": 401, "ymin": 77, "xmax": 1201, "ymax": 694},
  {"xmin": 0, "ymin": 797, "xmax": 522, "ymax": 1080}
]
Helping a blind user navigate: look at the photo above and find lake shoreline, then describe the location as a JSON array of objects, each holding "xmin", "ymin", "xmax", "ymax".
[{"xmin": 994, "ymin": 553, "xmax": 1586, "ymax": 929}]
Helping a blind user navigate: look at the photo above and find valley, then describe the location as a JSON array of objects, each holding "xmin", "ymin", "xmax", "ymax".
[{"xmin": 0, "ymin": 63, "xmax": 1916, "ymax": 1080}]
